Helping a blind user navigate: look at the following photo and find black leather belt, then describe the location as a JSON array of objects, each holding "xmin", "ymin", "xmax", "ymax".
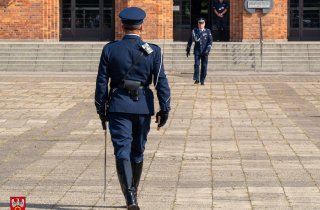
[{"xmin": 111, "ymin": 83, "xmax": 149, "ymax": 89}]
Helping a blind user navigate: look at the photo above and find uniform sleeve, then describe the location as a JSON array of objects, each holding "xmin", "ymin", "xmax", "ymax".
[
  {"xmin": 153, "ymin": 47, "xmax": 171, "ymax": 112},
  {"xmin": 214, "ymin": 3, "xmax": 218, "ymax": 11},
  {"xmin": 95, "ymin": 46, "xmax": 110, "ymax": 114},
  {"xmin": 226, "ymin": 2, "xmax": 229, "ymax": 9},
  {"xmin": 186, "ymin": 30, "xmax": 194, "ymax": 53},
  {"xmin": 206, "ymin": 29, "xmax": 213, "ymax": 52}
]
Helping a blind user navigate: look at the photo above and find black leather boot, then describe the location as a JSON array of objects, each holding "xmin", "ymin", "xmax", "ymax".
[
  {"xmin": 131, "ymin": 161, "xmax": 143, "ymax": 202},
  {"xmin": 194, "ymin": 80, "xmax": 199, "ymax": 84},
  {"xmin": 115, "ymin": 159, "xmax": 126, "ymax": 196},
  {"xmin": 116, "ymin": 158, "xmax": 139, "ymax": 210}
]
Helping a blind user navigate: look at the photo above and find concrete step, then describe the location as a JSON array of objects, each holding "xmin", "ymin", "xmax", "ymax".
[{"xmin": 1, "ymin": 42, "xmax": 320, "ymax": 72}]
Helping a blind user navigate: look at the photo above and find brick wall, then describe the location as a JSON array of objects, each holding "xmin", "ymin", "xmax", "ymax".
[
  {"xmin": 242, "ymin": 0, "xmax": 288, "ymax": 40},
  {"xmin": 115, "ymin": 0, "xmax": 173, "ymax": 40},
  {"xmin": 0, "ymin": 0, "xmax": 287, "ymax": 41},
  {"xmin": 0, "ymin": 0, "xmax": 59, "ymax": 41},
  {"xmin": 230, "ymin": 0, "xmax": 287, "ymax": 41}
]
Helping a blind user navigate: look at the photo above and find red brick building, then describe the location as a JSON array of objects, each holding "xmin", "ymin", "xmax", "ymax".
[{"xmin": 0, "ymin": 0, "xmax": 319, "ymax": 42}]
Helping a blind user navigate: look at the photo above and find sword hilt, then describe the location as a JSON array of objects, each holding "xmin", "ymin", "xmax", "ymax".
[{"xmin": 102, "ymin": 122, "xmax": 106, "ymax": 130}]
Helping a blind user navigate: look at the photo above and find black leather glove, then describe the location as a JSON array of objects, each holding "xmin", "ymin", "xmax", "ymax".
[
  {"xmin": 99, "ymin": 111, "xmax": 109, "ymax": 123},
  {"xmin": 155, "ymin": 110, "xmax": 169, "ymax": 127},
  {"xmin": 203, "ymin": 50, "xmax": 209, "ymax": 56},
  {"xmin": 186, "ymin": 51, "xmax": 190, "ymax": 57}
]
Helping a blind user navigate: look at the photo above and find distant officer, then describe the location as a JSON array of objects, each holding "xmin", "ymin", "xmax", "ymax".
[
  {"xmin": 95, "ymin": 7, "xmax": 171, "ymax": 210},
  {"xmin": 186, "ymin": 18, "xmax": 213, "ymax": 85},
  {"xmin": 214, "ymin": 0, "xmax": 228, "ymax": 41}
]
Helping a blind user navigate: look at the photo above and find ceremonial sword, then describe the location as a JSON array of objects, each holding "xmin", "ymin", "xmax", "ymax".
[{"xmin": 102, "ymin": 104, "xmax": 108, "ymax": 201}]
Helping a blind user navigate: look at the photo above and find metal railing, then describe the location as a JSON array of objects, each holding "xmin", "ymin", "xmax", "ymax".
[{"xmin": 260, "ymin": 16, "xmax": 263, "ymax": 68}]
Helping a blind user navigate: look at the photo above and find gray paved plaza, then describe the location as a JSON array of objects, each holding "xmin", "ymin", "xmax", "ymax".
[{"xmin": 1, "ymin": 71, "xmax": 320, "ymax": 210}]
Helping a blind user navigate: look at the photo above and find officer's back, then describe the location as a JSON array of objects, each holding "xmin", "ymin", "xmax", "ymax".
[
  {"xmin": 105, "ymin": 37, "xmax": 157, "ymax": 85},
  {"xmin": 99, "ymin": 35, "xmax": 161, "ymax": 114}
]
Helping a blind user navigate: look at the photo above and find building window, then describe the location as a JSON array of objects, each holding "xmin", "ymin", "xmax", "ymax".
[
  {"xmin": 303, "ymin": 0, "xmax": 320, "ymax": 28},
  {"xmin": 104, "ymin": 0, "xmax": 113, "ymax": 28},
  {"xmin": 62, "ymin": 0, "xmax": 72, "ymax": 28}
]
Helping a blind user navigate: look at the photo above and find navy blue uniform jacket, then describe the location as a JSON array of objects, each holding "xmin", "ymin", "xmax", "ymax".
[
  {"xmin": 95, "ymin": 35, "xmax": 171, "ymax": 115},
  {"xmin": 214, "ymin": 2, "xmax": 229, "ymax": 15},
  {"xmin": 187, "ymin": 28, "xmax": 213, "ymax": 56}
]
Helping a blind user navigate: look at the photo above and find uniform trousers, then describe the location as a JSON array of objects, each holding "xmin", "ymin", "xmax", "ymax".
[
  {"xmin": 194, "ymin": 55, "xmax": 208, "ymax": 83},
  {"xmin": 216, "ymin": 17, "xmax": 228, "ymax": 41},
  {"xmin": 109, "ymin": 113, "xmax": 151, "ymax": 163}
]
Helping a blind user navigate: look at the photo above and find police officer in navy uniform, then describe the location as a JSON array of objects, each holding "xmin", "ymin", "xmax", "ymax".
[
  {"xmin": 95, "ymin": 7, "xmax": 171, "ymax": 210},
  {"xmin": 214, "ymin": 0, "xmax": 229, "ymax": 41},
  {"xmin": 186, "ymin": 18, "xmax": 213, "ymax": 85}
]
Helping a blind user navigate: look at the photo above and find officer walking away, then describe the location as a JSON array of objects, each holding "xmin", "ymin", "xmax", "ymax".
[
  {"xmin": 95, "ymin": 7, "xmax": 171, "ymax": 210},
  {"xmin": 214, "ymin": 0, "xmax": 228, "ymax": 41},
  {"xmin": 186, "ymin": 18, "xmax": 213, "ymax": 85}
]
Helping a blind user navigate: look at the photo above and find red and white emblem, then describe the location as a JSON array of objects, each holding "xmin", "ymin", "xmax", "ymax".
[{"xmin": 10, "ymin": 197, "xmax": 25, "ymax": 210}]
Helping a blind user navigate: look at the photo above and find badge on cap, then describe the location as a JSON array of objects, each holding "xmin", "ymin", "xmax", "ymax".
[{"xmin": 198, "ymin": 17, "xmax": 206, "ymax": 23}]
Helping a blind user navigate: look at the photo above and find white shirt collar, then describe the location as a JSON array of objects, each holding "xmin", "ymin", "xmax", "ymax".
[{"xmin": 126, "ymin": 34, "xmax": 140, "ymax": 37}]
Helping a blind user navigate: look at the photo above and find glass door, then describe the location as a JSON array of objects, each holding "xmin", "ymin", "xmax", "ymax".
[
  {"xmin": 302, "ymin": 0, "xmax": 320, "ymax": 40},
  {"xmin": 173, "ymin": 0, "xmax": 191, "ymax": 41},
  {"xmin": 60, "ymin": 0, "xmax": 115, "ymax": 41},
  {"xmin": 102, "ymin": 0, "xmax": 115, "ymax": 41},
  {"xmin": 289, "ymin": 0, "xmax": 320, "ymax": 41},
  {"xmin": 74, "ymin": 0, "xmax": 101, "ymax": 41},
  {"xmin": 61, "ymin": 0, "xmax": 72, "ymax": 40}
]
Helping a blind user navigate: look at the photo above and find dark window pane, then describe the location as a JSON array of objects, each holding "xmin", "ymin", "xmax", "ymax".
[
  {"xmin": 303, "ymin": 0, "xmax": 320, "ymax": 28},
  {"xmin": 182, "ymin": 1, "xmax": 191, "ymax": 16},
  {"xmin": 104, "ymin": 0, "xmax": 113, "ymax": 7},
  {"xmin": 76, "ymin": 9, "xmax": 100, "ymax": 28},
  {"xmin": 182, "ymin": 15, "xmax": 190, "ymax": 21},
  {"xmin": 174, "ymin": 10, "xmax": 181, "ymax": 16},
  {"xmin": 76, "ymin": 0, "xmax": 99, "ymax": 8},
  {"xmin": 290, "ymin": 9, "xmax": 300, "ymax": 28},
  {"xmin": 173, "ymin": 1, "xmax": 180, "ymax": 6},
  {"xmin": 181, "ymin": 25, "xmax": 190, "ymax": 29},
  {"xmin": 290, "ymin": 0, "xmax": 299, "ymax": 28},
  {"xmin": 62, "ymin": 9, "xmax": 71, "ymax": 28},
  {"xmin": 303, "ymin": 9, "xmax": 320, "ymax": 28},
  {"xmin": 104, "ymin": 9, "xmax": 112, "ymax": 28},
  {"xmin": 174, "ymin": 25, "xmax": 181, "ymax": 30},
  {"xmin": 290, "ymin": 0, "xmax": 299, "ymax": 7},
  {"xmin": 63, "ymin": 0, "xmax": 71, "ymax": 8}
]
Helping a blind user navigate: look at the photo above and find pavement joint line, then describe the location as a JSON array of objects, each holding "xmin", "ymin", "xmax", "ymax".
[
  {"xmin": 0, "ymin": 116, "xmax": 53, "ymax": 166},
  {"xmin": 91, "ymin": 160, "xmax": 117, "ymax": 210},
  {"xmin": 0, "ymin": 102, "xmax": 90, "ymax": 187},
  {"xmin": 210, "ymin": 82, "xmax": 214, "ymax": 210},
  {"xmin": 172, "ymin": 84, "xmax": 197, "ymax": 210},
  {"xmin": 52, "ymin": 148, "xmax": 104, "ymax": 209},
  {"xmin": 225, "ymin": 82, "xmax": 253, "ymax": 210},
  {"xmin": 249, "ymin": 83, "xmax": 293, "ymax": 209},
  {"xmin": 269, "ymin": 83, "xmax": 320, "ymax": 193}
]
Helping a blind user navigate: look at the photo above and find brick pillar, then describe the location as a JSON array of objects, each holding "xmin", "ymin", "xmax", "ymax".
[
  {"xmin": 115, "ymin": 0, "xmax": 173, "ymax": 40},
  {"xmin": 229, "ymin": 0, "xmax": 243, "ymax": 41}
]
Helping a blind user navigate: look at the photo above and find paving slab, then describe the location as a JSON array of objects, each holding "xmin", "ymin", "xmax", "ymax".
[{"xmin": 0, "ymin": 72, "xmax": 320, "ymax": 209}]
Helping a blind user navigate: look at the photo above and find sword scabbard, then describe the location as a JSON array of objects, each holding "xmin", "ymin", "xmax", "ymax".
[{"xmin": 157, "ymin": 116, "xmax": 161, "ymax": 131}]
